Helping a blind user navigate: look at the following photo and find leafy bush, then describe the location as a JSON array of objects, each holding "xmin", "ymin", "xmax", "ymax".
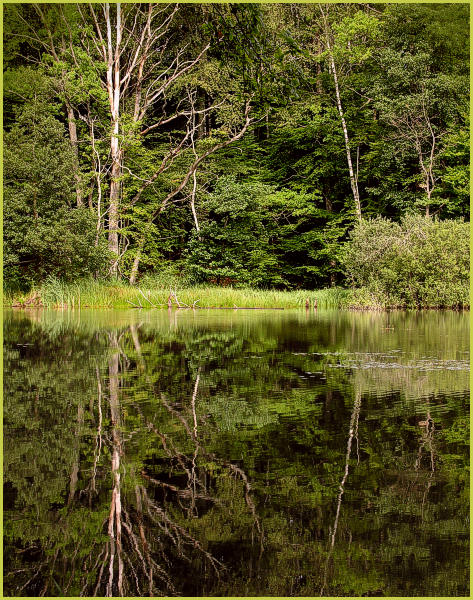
[
  {"xmin": 342, "ymin": 215, "xmax": 469, "ymax": 308},
  {"xmin": 3, "ymin": 100, "xmax": 110, "ymax": 290}
]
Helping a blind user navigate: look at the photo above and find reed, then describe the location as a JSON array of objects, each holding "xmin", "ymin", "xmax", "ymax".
[{"xmin": 6, "ymin": 277, "xmax": 349, "ymax": 309}]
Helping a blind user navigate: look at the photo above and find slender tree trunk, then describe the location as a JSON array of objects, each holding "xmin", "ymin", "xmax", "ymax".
[
  {"xmin": 108, "ymin": 140, "xmax": 121, "ymax": 276},
  {"xmin": 129, "ymin": 246, "xmax": 142, "ymax": 285},
  {"xmin": 190, "ymin": 170, "xmax": 200, "ymax": 233},
  {"xmin": 106, "ymin": 3, "xmax": 122, "ymax": 276},
  {"xmin": 423, "ymin": 96, "xmax": 435, "ymax": 217},
  {"xmin": 65, "ymin": 102, "xmax": 83, "ymax": 207},
  {"xmin": 321, "ymin": 6, "xmax": 362, "ymax": 222},
  {"xmin": 329, "ymin": 55, "xmax": 361, "ymax": 221},
  {"xmin": 195, "ymin": 90, "xmax": 205, "ymax": 139},
  {"xmin": 316, "ymin": 35, "xmax": 323, "ymax": 95},
  {"xmin": 414, "ymin": 135, "xmax": 433, "ymax": 218}
]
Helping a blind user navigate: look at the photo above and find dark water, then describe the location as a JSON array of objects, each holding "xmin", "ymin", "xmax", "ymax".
[{"xmin": 3, "ymin": 308, "xmax": 469, "ymax": 597}]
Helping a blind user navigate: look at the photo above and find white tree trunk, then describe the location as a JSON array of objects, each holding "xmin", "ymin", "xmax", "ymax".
[
  {"xmin": 106, "ymin": 3, "xmax": 122, "ymax": 276},
  {"xmin": 321, "ymin": 6, "xmax": 362, "ymax": 222}
]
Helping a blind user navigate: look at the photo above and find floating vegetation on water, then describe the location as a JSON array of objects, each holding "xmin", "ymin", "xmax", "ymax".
[
  {"xmin": 324, "ymin": 358, "xmax": 469, "ymax": 371},
  {"xmin": 292, "ymin": 351, "xmax": 469, "ymax": 372}
]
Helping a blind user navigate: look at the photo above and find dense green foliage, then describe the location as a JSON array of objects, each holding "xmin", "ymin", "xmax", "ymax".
[
  {"xmin": 3, "ymin": 3, "xmax": 469, "ymax": 301},
  {"xmin": 342, "ymin": 215, "xmax": 470, "ymax": 308},
  {"xmin": 4, "ymin": 99, "xmax": 109, "ymax": 289}
]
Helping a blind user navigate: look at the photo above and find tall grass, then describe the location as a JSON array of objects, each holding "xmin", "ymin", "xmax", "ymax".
[{"xmin": 7, "ymin": 277, "xmax": 349, "ymax": 309}]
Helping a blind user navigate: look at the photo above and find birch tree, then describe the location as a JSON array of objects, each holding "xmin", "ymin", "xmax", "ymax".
[
  {"xmin": 319, "ymin": 5, "xmax": 381, "ymax": 222},
  {"xmin": 78, "ymin": 3, "xmax": 257, "ymax": 277},
  {"xmin": 319, "ymin": 5, "xmax": 361, "ymax": 222}
]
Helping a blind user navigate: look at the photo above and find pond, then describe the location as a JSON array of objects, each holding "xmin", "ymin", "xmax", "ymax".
[{"xmin": 3, "ymin": 308, "xmax": 469, "ymax": 597}]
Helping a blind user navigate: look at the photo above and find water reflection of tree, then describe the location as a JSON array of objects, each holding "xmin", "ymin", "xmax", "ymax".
[
  {"xmin": 4, "ymin": 317, "xmax": 270, "ymax": 596},
  {"xmin": 320, "ymin": 388, "xmax": 362, "ymax": 596},
  {"xmin": 4, "ymin": 312, "xmax": 469, "ymax": 597},
  {"xmin": 90, "ymin": 327, "xmax": 264, "ymax": 597}
]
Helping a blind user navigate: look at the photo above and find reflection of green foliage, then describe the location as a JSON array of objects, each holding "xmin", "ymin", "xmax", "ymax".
[
  {"xmin": 201, "ymin": 397, "xmax": 278, "ymax": 431},
  {"xmin": 4, "ymin": 309, "xmax": 469, "ymax": 596},
  {"xmin": 439, "ymin": 415, "xmax": 469, "ymax": 445}
]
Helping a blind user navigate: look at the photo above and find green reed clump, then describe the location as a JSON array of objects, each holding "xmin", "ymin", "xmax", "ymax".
[
  {"xmin": 134, "ymin": 285, "xmax": 347, "ymax": 309},
  {"xmin": 7, "ymin": 277, "xmax": 348, "ymax": 309}
]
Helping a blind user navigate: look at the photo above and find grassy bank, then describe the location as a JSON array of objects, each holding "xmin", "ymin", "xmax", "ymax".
[
  {"xmin": 5, "ymin": 278, "xmax": 468, "ymax": 310},
  {"xmin": 5, "ymin": 278, "xmax": 349, "ymax": 309}
]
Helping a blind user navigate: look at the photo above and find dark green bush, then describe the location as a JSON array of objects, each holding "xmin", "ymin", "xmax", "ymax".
[
  {"xmin": 342, "ymin": 215, "xmax": 469, "ymax": 308},
  {"xmin": 3, "ymin": 100, "xmax": 110, "ymax": 290}
]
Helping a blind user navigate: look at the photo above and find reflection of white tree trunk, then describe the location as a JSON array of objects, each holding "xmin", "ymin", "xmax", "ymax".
[
  {"xmin": 67, "ymin": 401, "xmax": 84, "ymax": 505},
  {"xmin": 415, "ymin": 399, "xmax": 436, "ymax": 521},
  {"xmin": 321, "ymin": 389, "xmax": 362, "ymax": 595},
  {"xmin": 86, "ymin": 365, "xmax": 103, "ymax": 500},
  {"xmin": 106, "ymin": 338, "xmax": 124, "ymax": 597},
  {"xmin": 129, "ymin": 323, "xmax": 145, "ymax": 371},
  {"xmin": 331, "ymin": 391, "xmax": 361, "ymax": 548},
  {"xmin": 189, "ymin": 368, "xmax": 201, "ymax": 517},
  {"xmin": 102, "ymin": 335, "xmax": 182, "ymax": 595},
  {"xmin": 89, "ymin": 325, "xmax": 266, "ymax": 595}
]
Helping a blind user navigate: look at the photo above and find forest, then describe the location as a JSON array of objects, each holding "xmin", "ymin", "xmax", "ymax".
[
  {"xmin": 3, "ymin": 6, "xmax": 470, "ymax": 594},
  {"xmin": 3, "ymin": 2, "xmax": 470, "ymax": 308}
]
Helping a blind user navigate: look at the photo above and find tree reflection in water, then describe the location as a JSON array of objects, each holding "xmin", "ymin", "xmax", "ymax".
[
  {"xmin": 86, "ymin": 328, "xmax": 264, "ymax": 597},
  {"xmin": 3, "ymin": 309, "xmax": 469, "ymax": 597}
]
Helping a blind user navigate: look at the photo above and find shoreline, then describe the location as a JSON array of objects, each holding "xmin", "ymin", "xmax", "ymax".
[{"xmin": 4, "ymin": 282, "xmax": 469, "ymax": 311}]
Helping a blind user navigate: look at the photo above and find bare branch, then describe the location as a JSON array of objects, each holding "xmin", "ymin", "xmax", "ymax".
[
  {"xmin": 140, "ymin": 100, "xmax": 225, "ymax": 136},
  {"xmin": 140, "ymin": 42, "xmax": 211, "ymax": 118},
  {"xmin": 153, "ymin": 102, "xmax": 253, "ymax": 218},
  {"xmin": 86, "ymin": 4, "xmax": 107, "ymax": 61}
]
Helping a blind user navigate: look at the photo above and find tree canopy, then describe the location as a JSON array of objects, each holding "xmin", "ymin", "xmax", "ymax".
[{"xmin": 3, "ymin": 3, "xmax": 469, "ymax": 291}]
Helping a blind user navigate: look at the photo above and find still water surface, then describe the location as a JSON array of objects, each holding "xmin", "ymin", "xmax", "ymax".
[{"xmin": 4, "ymin": 308, "xmax": 469, "ymax": 596}]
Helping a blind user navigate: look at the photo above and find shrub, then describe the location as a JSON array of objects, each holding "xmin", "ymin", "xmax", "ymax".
[
  {"xmin": 342, "ymin": 215, "xmax": 469, "ymax": 308},
  {"xmin": 3, "ymin": 100, "xmax": 110, "ymax": 290}
]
